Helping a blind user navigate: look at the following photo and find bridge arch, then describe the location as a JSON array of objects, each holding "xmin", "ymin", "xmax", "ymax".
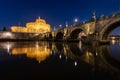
[
  {"xmin": 49, "ymin": 33, "xmax": 52, "ymax": 39},
  {"xmin": 99, "ymin": 18, "xmax": 120, "ymax": 40},
  {"xmin": 70, "ymin": 28, "xmax": 85, "ymax": 40},
  {"xmin": 56, "ymin": 32, "xmax": 63, "ymax": 40}
]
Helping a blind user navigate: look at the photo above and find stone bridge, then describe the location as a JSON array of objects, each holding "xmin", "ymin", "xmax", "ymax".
[
  {"xmin": 41, "ymin": 20, "xmax": 95, "ymax": 42},
  {"xmin": 0, "ymin": 12, "xmax": 120, "ymax": 44},
  {"xmin": 39, "ymin": 12, "xmax": 120, "ymax": 44}
]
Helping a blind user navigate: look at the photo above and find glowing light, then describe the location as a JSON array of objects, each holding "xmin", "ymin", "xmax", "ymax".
[
  {"xmin": 74, "ymin": 18, "xmax": 78, "ymax": 23},
  {"xmin": 59, "ymin": 54, "xmax": 62, "ymax": 59},
  {"xmin": 66, "ymin": 21, "xmax": 68, "ymax": 27},
  {"xmin": 36, "ymin": 42, "xmax": 39, "ymax": 48},
  {"xmin": 111, "ymin": 40, "xmax": 116, "ymax": 45},
  {"xmin": 78, "ymin": 41, "xmax": 82, "ymax": 49},
  {"xmin": 3, "ymin": 32, "xmax": 13, "ymax": 38},
  {"xmin": 35, "ymin": 34, "xmax": 39, "ymax": 36},
  {"xmin": 7, "ymin": 42, "xmax": 10, "ymax": 52},
  {"xmin": 50, "ymin": 51, "xmax": 52, "ymax": 55},
  {"xmin": 96, "ymin": 52, "xmax": 98, "ymax": 56},
  {"xmin": 74, "ymin": 61, "xmax": 77, "ymax": 66},
  {"xmin": 6, "ymin": 32, "xmax": 12, "ymax": 36},
  {"xmin": 59, "ymin": 25, "xmax": 62, "ymax": 28},
  {"xmin": 38, "ymin": 61, "xmax": 41, "ymax": 63},
  {"xmin": 111, "ymin": 37, "xmax": 115, "ymax": 40},
  {"xmin": 54, "ymin": 27, "xmax": 56, "ymax": 30}
]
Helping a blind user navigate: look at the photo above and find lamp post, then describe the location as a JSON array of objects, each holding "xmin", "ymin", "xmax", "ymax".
[
  {"xmin": 66, "ymin": 21, "xmax": 68, "ymax": 27},
  {"xmin": 53, "ymin": 27, "xmax": 56, "ymax": 30},
  {"xmin": 74, "ymin": 18, "xmax": 78, "ymax": 26},
  {"xmin": 59, "ymin": 24, "xmax": 62, "ymax": 28}
]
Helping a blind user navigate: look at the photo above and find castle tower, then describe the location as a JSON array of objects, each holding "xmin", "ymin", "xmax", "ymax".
[{"xmin": 11, "ymin": 17, "xmax": 51, "ymax": 33}]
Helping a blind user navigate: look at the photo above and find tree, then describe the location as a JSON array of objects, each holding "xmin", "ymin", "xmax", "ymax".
[{"xmin": 3, "ymin": 26, "xmax": 6, "ymax": 31}]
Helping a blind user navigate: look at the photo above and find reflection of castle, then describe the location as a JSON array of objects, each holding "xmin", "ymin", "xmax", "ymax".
[
  {"xmin": 11, "ymin": 17, "xmax": 51, "ymax": 33},
  {"xmin": 11, "ymin": 47, "xmax": 50, "ymax": 62}
]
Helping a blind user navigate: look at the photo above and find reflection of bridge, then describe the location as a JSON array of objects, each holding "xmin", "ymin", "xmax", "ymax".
[
  {"xmin": 0, "ymin": 41, "xmax": 120, "ymax": 75},
  {"xmin": 108, "ymin": 35, "xmax": 120, "ymax": 40},
  {"xmin": 38, "ymin": 12, "xmax": 120, "ymax": 44},
  {"xmin": 52, "ymin": 42, "xmax": 120, "ymax": 75}
]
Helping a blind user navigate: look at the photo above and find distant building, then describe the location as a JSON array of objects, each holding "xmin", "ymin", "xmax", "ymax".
[{"xmin": 11, "ymin": 17, "xmax": 51, "ymax": 33}]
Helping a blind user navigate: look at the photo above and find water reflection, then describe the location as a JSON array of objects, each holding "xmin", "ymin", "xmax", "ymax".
[
  {"xmin": 0, "ymin": 42, "xmax": 51, "ymax": 62},
  {"xmin": 111, "ymin": 39, "xmax": 120, "ymax": 45},
  {"xmin": 0, "ymin": 41, "xmax": 120, "ymax": 78},
  {"xmin": 98, "ymin": 45, "xmax": 120, "ymax": 74},
  {"xmin": 0, "ymin": 41, "xmax": 120, "ymax": 65},
  {"xmin": 74, "ymin": 61, "xmax": 77, "ymax": 66}
]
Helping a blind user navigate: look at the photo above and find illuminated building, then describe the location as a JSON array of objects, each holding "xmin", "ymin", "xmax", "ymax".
[{"xmin": 11, "ymin": 17, "xmax": 51, "ymax": 33}]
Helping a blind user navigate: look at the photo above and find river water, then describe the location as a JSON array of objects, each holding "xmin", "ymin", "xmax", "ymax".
[{"xmin": 0, "ymin": 41, "xmax": 120, "ymax": 80}]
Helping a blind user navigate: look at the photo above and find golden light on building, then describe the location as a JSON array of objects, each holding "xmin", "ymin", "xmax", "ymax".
[
  {"xmin": 11, "ymin": 17, "xmax": 51, "ymax": 33},
  {"xmin": 11, "ymin": 46, "xmax": 51, "ymax": 62}
]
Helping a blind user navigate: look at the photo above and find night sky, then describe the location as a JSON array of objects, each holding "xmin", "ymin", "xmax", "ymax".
[{"xmin": 0, "ymin": 0, "xmax": 119, "ymax": 34}]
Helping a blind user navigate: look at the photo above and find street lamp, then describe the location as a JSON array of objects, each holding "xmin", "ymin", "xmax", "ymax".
[
  {"xmin": 59, "ymin": 24, "xmax": 62, "ymax": 28},
  {"xmin": 53, "ymin": 27, "xmax": 56, "ymax": 30},
  {"xmin": 74, "ymin": 18, "xmax": 78, "ymax": 26},
  {"xmin": 66, "ymin": 21, "xmax": 68, "ymax": 27},
  {"xmin": 74, "ymin": 18, "xmax": 78, "ymax": 22}
]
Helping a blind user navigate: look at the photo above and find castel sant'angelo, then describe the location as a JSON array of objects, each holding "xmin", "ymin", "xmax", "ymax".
[{"xmin": 11, "ymin": 17, "xmax": 51, "ymax": 33}]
